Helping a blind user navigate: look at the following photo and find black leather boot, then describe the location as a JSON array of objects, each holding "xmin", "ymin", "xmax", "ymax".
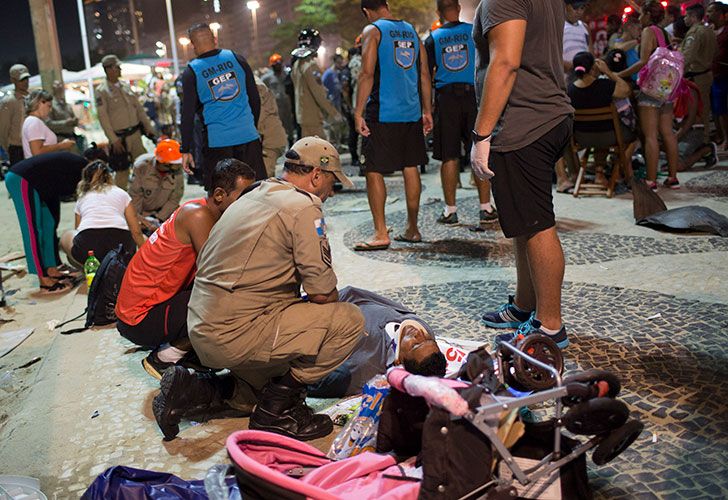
[
  {"xmin": 248, "ymin": 380, "xmax": 333, "ymax": 441},
  {"xmin": 153, "ymin": 367, "xmax": 251, "ymax": 440}
]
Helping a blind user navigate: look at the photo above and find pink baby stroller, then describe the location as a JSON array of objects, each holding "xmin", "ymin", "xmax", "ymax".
[{"xmin": 224, "ymin": 336, "xmax": 643, "ymax": 499}]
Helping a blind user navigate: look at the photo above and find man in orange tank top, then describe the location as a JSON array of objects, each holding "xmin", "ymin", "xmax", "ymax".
[{"xmin": 115, "ymin": 159, "xmax": 255, "ymax": 379}]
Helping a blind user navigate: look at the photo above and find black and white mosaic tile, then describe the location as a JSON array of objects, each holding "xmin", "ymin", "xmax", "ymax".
[
  {"xmin": 683, "ymin": 170, "xmax": 728, "ymax": 198},
  {"xmin": 380, "ymin": 280, "xmax": 728, "ymax": 500},
  {"xmin": 325, "ymin": 177, "xmax": 429, "ymax": 215},
  {"xmin": 343, "ymin": 201, "xmax": 728, "ymax": 267}
]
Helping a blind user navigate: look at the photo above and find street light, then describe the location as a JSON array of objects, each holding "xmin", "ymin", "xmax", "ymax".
[
  {"xmin": 247, "ymin": 1, "xmax": 260, "ymax": 59},
  {"xmin": 156, "ymin": 40, "xmax": 167, "ymax": 58},
  {"xmin": 209, "ymin": 22, "xmax": 221, "ymax": 44},
  {"xmin": 179, "ymin": 36, "xmax": 190, "ymax": 61}
]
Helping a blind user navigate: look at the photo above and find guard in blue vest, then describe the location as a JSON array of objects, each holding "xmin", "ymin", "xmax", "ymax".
[
  {"xmin": 180, "ymin": 23, "xmax": 266, "ymax": 190},
  {"xmin": 424, "ymin": 0, "xmax": 497, "ymax": 228},
  {"xmin": 353, "ymin": 0, "xmax": 433, "ymax": 251}
]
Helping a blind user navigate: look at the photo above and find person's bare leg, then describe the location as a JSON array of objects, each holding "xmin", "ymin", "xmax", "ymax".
[
  {"xmin": 60, "ymin": 230, "xmax": 75, "ymax": 263},
  {"xmin": 364, "ymin": 171, "xmax": 390, "ymax": 244},
  {"xmin": 440, "ymin": 158, "xmax": 459, "ymax": 206},
  {"xmin": 719, "ymin": 115, "xmax": 728, "ymax": 149},
  {"xmin": 594, "ymin": 148, "xmax": 609, "ymax": 186},
  {"xmin": 476, "ymin": 176, "xmax": 492, "ymax": 204},
  {"xmin": 555, "ymin": 158, "xmax": 574, "ymax": 192},
  {"xmin": 513, "ymin": 236, "xmax": 536, "ymax": 312},
  {"xmin": 679, "ymin": 145, "xmax": 712, "ymax": 171},
  {"xmin": 525, "ymin": 227, "xmax": 564, "ymax": 330},
  {"xmin": 659, "ymin": 107, "xmax": 680, "ymax": 179},
  {"xmin": 401, "ymin": 166, "xmax": 422, "ymax": 241},
  {"xmin": 638, "ymin": 105, "xmax": 660, "ymax": 183}
]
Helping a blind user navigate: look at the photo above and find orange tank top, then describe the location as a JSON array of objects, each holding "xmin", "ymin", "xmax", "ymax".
[{"xmin": 115, "ymin": 198, "xmax": 206, "ymax": 325}]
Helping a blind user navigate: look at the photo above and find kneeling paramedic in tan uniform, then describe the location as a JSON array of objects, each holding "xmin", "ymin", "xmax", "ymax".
[{"xmin": 153, "ymin": 137, "xmax": 364, "ymax": 441}]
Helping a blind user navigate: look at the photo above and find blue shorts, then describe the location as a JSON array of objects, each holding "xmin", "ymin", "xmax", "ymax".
[{"xmin": 711, "ymin": 77, "xmax": 728, "ymax": 116}]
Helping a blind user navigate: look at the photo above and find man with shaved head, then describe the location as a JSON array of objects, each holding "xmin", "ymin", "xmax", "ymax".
[{"xmin": 180, "ymin": 23, "xmax": 266, "ymax": 190}]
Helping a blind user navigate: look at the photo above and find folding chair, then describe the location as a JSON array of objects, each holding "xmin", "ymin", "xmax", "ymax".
[{"xmin": 569, "ymin": 104, "xmax": 630, "ymax": 198}]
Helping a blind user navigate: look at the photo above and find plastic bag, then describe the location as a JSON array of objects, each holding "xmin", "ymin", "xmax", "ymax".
[{"xmin": 327, "ymin": 375, "xmax": 390, "ymax": 460}]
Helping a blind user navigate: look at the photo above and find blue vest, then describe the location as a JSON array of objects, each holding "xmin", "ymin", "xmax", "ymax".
[
  {"xmin": 432, "ymin": 22, "xmax": 475, "ymax": 89},
  {"xmin": 189, "ymin": 49, "xmax": 259, "ymax": 148},
  {"xmin": 372, "ymin": 19, "xmax": 421, "ymax": 123}
]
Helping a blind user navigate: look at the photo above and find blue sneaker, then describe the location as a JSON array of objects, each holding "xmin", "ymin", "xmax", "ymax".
[
  {"xmin": 482, "ymin": 295, "xmax": 533, "ymax": 329},
  {"xmin": 495, "ymin": 316, "xmax": 569, "ymax": 349}
]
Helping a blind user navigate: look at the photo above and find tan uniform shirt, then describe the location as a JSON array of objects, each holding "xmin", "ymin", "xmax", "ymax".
[
  {"xmin": 255, "ymin": 78, "xmax": 287, "ymax": 175},
  {"xmin": 47, "ymin": 99, "xmax": 78, "ymax": 136},
  {"xmin": 129, "ymin": 153, "xmax": 184, "ymax": 220},
  {"xmin": 292, "ymin": 55, "xmax": 340, "ymax": 127},
  {"xmin": 682, "ymin": 23, "xmax": 718, "ymax": 74},
  {"xmin": 188, "ymin": 179, "xmax": 337, "ymax": 364},
  {"xmin": 95, "ymin": 79, "xmax": 155, "ymax": 143},
  {"xmin": 0, "ymin": 92, "xmax": 25, "ymax": 149}
]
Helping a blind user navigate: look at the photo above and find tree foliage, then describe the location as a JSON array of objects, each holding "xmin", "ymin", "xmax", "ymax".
[{"xmin": 272, "ymin": 0, "xmax": 435, "ymax": 55}]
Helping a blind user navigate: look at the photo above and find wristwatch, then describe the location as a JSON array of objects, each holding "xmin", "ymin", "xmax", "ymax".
[{"xmin": 471, "ymin": 130, "xmax": 492, "ymax": 143}]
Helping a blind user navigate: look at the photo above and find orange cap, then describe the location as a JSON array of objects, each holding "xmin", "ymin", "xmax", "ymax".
[
  {"xmin": 430, "ymin": 20, "xmax": 442, "ymax": 32},
  {"xmin": 154, "ymin": 139, "xmax": 182, "ymax": 164},
  {"xmin": 269, "ymin": 53, "xmax": 283, "ymax": 66}
]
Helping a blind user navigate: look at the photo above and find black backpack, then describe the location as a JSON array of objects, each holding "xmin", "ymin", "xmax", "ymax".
[{"xmin": 59, "ymin": 245, "xmax": 131, "ymax": 335}]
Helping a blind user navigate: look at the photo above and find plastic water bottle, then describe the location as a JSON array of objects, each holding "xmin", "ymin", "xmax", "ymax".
[{"xmin": 84, "ymin": 251, "xmax": 101, "ymax": 287}]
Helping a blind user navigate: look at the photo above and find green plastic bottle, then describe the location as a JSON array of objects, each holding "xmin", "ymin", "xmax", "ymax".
[{"xmin": 84, "ymin": 250, "xmax": 101, "ymax": 288}]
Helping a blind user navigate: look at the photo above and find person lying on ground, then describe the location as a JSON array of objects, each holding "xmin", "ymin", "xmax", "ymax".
[
  {"xmin": 115, "ymin": 158, "xmax": 256, "ymax": 380},
  {"xmin": 308, "ymin": 285, "xmax": 476, "ymax": 398},
  {"xmin": 60, "ymin": 159, "xmax": 146, "ymax": 267},
  {"xmin": 153, "ymin": 137, "xmax": 363, "ymax": 442},
  {"xmin": 674, "ymin": 79, "xmax": 719, "ymax": 171},
  {"xmin": 129, "ymin": 139, "xmax": 185, "ymax": 234}
]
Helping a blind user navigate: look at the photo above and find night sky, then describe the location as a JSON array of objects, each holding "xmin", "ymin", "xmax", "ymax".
[{"xmin": 0, "ymin": 0, "xmax": 202, "ymax": 85}]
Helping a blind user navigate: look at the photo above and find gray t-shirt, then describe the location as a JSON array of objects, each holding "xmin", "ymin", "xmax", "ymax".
[{"xmin": 473, "ymin": 0, "xmax": 573, "ymax": 152}]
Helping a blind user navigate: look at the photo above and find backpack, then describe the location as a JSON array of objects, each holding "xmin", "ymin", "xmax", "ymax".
[
  {"xmin": 637, "ymin": 26, "xmax": 684, "ymax": 102},
  {"xmin": 59, "ymin": 245, "xmax": 131, "ymax": 335}
]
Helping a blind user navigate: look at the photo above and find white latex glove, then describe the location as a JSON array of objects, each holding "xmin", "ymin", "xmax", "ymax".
[
  {"xmin": 403, "ymin": 374, "xmax": 470, "ymax": 417},
  {"xmin": 470, "ymin": 139, "xmax": 494, "ymax": 180}
]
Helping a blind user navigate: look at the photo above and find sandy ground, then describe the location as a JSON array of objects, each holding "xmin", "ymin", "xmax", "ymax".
[{"xmin": 0, "ymin": 153, "xmax": 727, "ymax": 498}]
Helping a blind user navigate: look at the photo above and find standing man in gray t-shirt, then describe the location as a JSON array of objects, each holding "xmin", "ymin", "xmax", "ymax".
[{"xmin": 471, "ymin": 0, "xmax": 574, "ymax": 349}]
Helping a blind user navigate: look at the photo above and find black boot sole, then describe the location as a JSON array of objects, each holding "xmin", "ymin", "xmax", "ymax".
[
  {"xmin": 153, "ymin": 367, "xmax": 190, "ymax": 440},
  {"xmin": 248, "ymin": 414, "xmax": 334, "ymax": 441}
]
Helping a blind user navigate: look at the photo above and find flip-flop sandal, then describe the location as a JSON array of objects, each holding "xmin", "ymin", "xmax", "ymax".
[
  {"xmin": 557, "ymin": 186, "xmax": 575, "ymax": 194},
  {"xmin": 39, "ymin": 280, "xmax": 73, "ymax": 295},
  {"xmin": 354, "ymin": 241, "xmax": 390, "ymax": 251},
  {"xmin": 393, "ymin": 234, "xmax": 423, "ymax": 243}
]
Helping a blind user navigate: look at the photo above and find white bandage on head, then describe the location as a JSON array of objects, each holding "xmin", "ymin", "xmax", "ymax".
[{"xmin": 395, "ymin": 319, "xmax": 428, "ymax": 364}]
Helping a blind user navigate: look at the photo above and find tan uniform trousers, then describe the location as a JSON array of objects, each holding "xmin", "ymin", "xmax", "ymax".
[
  {"xmin": 300, "ymin": 122, "xmax": 326, "ymax": 140},
  {"xmin": 691, "ymin": 72, "xmax": 713, "ymax": 144},
  {"xmin": 115, "ymin": 131, "xmax": 148, "ymax": 190},
  {"xmin": 226, "ymin": 301, "xmax": 364, "ymax": 410}
]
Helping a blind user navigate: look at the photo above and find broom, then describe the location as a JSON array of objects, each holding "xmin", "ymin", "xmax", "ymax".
[{"xmin": 622, "ymin": 153, "xmax": 667, "ymax": 221}]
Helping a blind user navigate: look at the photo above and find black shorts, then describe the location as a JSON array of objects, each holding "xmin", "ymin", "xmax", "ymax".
[
  {"xmin": 72, "ymin": 228, "xmax": 136, "ymax": 264},
  {"xmin": 433, "ymin": 85, "xmax": 477, "ymax": 161},
  {"xmin": 202, "ymin": 139, "xmax": 266, "ymax": 191},
  {"xmin": 362, "ymin": 120, "xmax": 428, "ymax": 174},
  {"xmin": 116, "ymin": 289, "xmax": 192, "ymax": 348},
  {"xmin": 490, "ymin": 117, "xmax": 572, "ymax": 238}
]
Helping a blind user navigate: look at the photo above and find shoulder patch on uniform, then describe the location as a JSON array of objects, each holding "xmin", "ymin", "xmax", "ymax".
[{"xmin": 314, "ymin": 217, "xmax": 327, "ymax": 237}]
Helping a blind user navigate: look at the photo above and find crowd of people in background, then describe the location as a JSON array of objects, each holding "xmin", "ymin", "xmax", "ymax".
[{"xmin": 0, "ymin": 0, "xmax": 726, "ymax": 442}]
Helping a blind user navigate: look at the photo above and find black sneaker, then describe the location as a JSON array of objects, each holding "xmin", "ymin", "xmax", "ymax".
[
  {"xmin": 479, "ymin": 208, "xmax": 499, "ymax": 225},
  {"xmin": 249, "ymin": 381, "xmax": 333, "ymax": 441},
  {"xmin": 142, "ymin": 349, "xmax": 174, "ymax": 380},
  {"xmin": 482, "ymin": 295, "xmax": 533, "ymax": 329},
  {"xmin": 704, "ymin": 142, "xmax": 718, "ymax": 168},
  {"xmin": 495, "ymin": 316, "xmax": 569, "ymax": 349},
  {"xmin": 437, "ymin": 211, "xmax": 459, "ymax": 224}
]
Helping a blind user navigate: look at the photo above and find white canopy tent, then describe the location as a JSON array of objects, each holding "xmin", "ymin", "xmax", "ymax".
[{"xmin": 0, "ymin": 63, "xmax": 151, "ymax": 94}]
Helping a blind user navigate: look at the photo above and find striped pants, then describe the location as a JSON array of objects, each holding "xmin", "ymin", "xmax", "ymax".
[{"xmin": 5, "ymin": 172, "xmax": 61, "ymax": 277}]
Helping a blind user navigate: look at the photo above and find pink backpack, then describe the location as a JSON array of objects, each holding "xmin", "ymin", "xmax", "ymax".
[{"xmin": 637, "ymin": 25, "xmax": 684, "ymax": 102}]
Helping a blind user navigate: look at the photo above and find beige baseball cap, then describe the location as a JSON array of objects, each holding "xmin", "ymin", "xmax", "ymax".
[
  {"xmin": 101, "ymin": 54, "xmax": 122, "ymax": 68},
  {"xmin": 9, "ymin": 64, "xmax": 30, "ymax": 81},
  {"xmin": 285, "ymin": 136, "xmax": 353, "ymax": 188}
]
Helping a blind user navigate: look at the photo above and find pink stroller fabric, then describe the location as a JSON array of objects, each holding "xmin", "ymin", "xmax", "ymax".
[{"xmin": 226, "ymin": 430, "xmax": 420, "ymax": 500}]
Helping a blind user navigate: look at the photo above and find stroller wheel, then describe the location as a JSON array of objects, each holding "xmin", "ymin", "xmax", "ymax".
[
  {"xmin": 562, "ymin": 369, "xmax": 621, "ymax": 406},
  {"xmin": 512, "ymin": 334, "xmax": 564, "ymax": 391},
  {"xmin": 562, "ymin": 397, "xmax": 629, "ymax": 436},
  {"xmin": 592, "ymin": 419, "xmax": 644, "ymax": 465}
]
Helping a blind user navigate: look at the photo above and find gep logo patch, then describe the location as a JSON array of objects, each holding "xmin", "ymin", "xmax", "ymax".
[
  {"xmin": 394, "ymin": 40, "xmax": 415, "ymax": 69},
  {"xmin": 442, "ymin": 43, "xmax": 468, "ymax": 72},
  {"xmin": 208, "ymin": 71, "xmax": 240, "ymax": 101}
]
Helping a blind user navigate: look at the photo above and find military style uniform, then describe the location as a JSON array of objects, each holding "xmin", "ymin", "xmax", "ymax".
[
  {"xmin": 682, "ymin": 23, "xmax": 718, "ymax": 143},
  {"xmin": 262, "ymin": 69, "xmax": 295, "ymax": 144},
  {"xmin": 0, "ymin": 92, "xmax": 26, "ymax": 165},
  {"xmin": 129, "ymin": 153, "xmax": 184, "ymax": 221},
  {"xmin": 291, "ymin": 49, "xmax": 341, "ymax": 138},
  {"xmin": 47, "ymin": 98, "xmax": 81, "ymax": 154},
  {"xmin": 96, "ymin": 79, "xmax": 155, "ymax": 189},
  {"xmin": 188, "ymin": 178, "xmax": 363, "ymax": 409},
  {"xmin": 255, "ymin": 78, "xmax": 288, "ymax": 177}
]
